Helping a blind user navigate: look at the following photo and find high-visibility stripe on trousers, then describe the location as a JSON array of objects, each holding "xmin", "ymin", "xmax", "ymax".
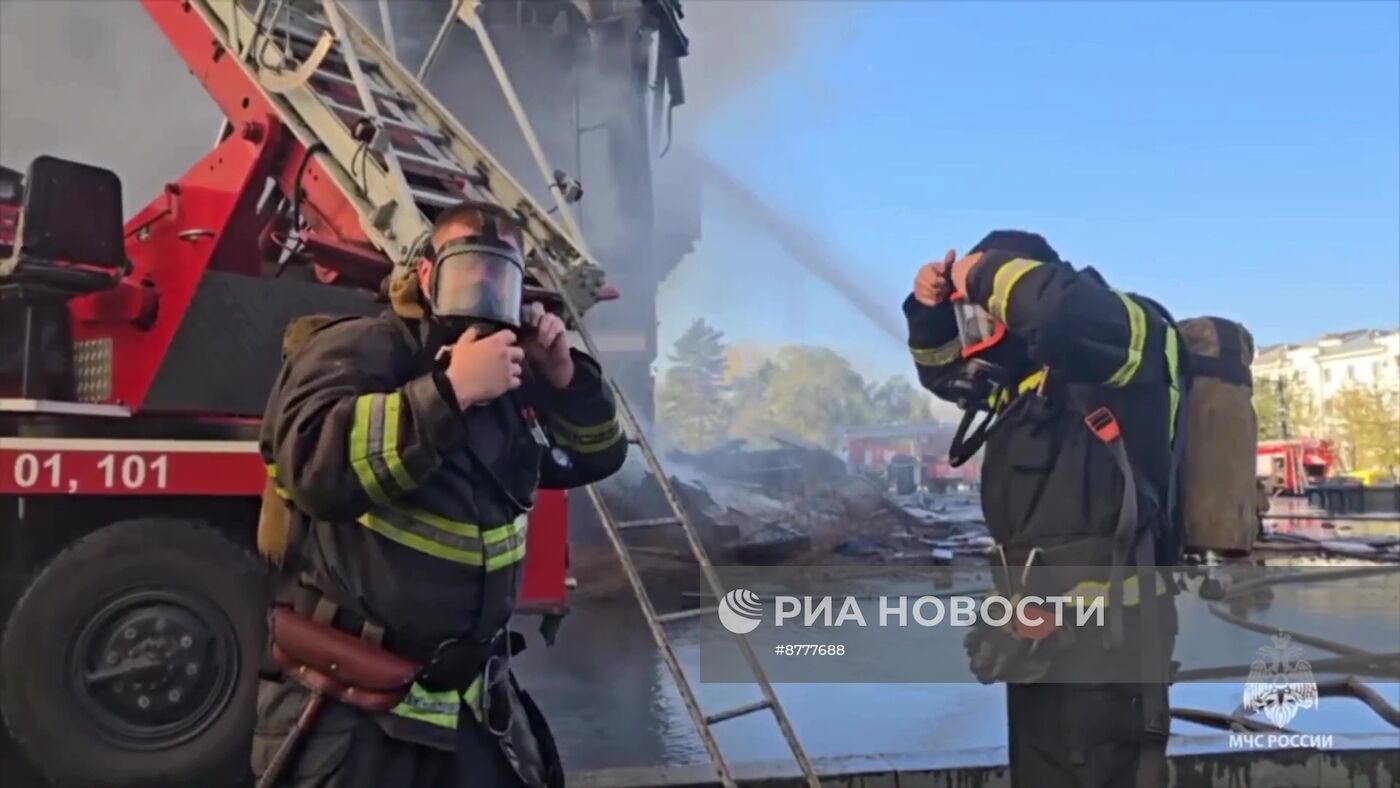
[{"xmin": 389, "ymin": 676, "xmax": 486, "ymax": 730}]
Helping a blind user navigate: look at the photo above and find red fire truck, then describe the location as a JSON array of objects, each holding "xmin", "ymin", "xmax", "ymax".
[
  {"xmin": 1256, "ymin": 438, "xmax": 1340, "ymax": 495},
  {"xmin": 0, "ymin": 0, "xmax": 689, "ymax": 782},
  {"xmin": 841, "ymin": 422, "xmax": 972, "ymax": 489}
]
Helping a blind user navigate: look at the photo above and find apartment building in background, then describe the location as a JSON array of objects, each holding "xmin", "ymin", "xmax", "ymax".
[{"xmin": 1252, "ymin": 328, "xmax": 1400, "ymax": 427}]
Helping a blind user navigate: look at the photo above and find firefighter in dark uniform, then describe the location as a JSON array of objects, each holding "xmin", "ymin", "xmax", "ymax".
[
  {"xmin": 904, "ymin": 231, "xmax": 1184, "ymax": 788},
  {"xmin": 251, "ymin": 200, "xmax": 628, "ymax": 787}
]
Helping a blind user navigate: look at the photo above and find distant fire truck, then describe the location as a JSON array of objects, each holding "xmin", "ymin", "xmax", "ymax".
[
  {"xmin": 841, "ymin": 422, "xmax": 974, "ymax": 492},
  {"xmin": 1257, "ymin": 438, "xmax": 1340, "ymax": 495}
]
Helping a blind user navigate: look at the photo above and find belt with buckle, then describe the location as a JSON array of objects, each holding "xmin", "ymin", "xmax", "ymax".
[{"xmin": 290, "ymin": 583, "xmax": 509, "ymax": 693}]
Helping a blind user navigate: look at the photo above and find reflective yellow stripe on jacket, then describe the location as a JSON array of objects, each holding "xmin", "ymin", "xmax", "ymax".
[
  {"xmin": 910, "ymin": 338, "xmax": 961, "ymax": 368},
  {"xmin": 357, "ymin": 507, "xmax": 528, "ymax": 571},
  {"xmin": 546, "ymin": 414, "xmax": 624, "ymax": 455},
  {"xmin": 988, "ymin": 258, "xmax": 1044, "ymax": 323},
  {"xmin": 1165, "ymin": 326, "xmax": 1181, "ymax": 441},
  {"xmin": 1106, "ymin": 291, "xmax": 1147, "ymax": 387},
  {"xmin": 349, "ymin": 392, "xmax": 420, "ymax": 505},
  {"xmin": 1103, "ymin": 293, "xmax": 1183, "ymax": 436}
]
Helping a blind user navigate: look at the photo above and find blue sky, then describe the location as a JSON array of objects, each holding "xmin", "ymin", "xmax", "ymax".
[{"xmin": 657, "ymin": 0, "xmax": 1400, "ymax": 382}]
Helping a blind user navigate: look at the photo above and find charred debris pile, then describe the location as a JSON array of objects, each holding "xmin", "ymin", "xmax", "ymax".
[{"xmin": 596, "ymin": 436, "xmax": 992, "ymax": 568}]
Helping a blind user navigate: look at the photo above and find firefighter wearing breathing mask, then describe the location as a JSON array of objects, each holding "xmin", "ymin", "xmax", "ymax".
[
  {"xmin": 904, "ymin": 230, "xmax": 1185, "ymax": 788},
  {"xmin": 252, "ymin": 199, "xmax": 627, "ymax": 788}
]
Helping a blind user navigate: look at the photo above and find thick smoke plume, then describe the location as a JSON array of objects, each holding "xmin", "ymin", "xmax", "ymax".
[{"xmin": 672, "ymin": 0, "xmax": 849, "ymax": 124}]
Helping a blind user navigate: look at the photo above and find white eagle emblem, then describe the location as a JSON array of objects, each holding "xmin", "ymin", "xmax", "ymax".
[{"xmin": 1243, "ymin": 634, "xmax": 1319, "ymax": 728}]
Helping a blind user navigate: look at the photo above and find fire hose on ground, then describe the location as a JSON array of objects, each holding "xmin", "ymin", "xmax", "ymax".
[
  {"xmin": 1171, "ymin": 563, "xmax": 1400, "ymax": 733},
  {"xmin": 680, "ymin": 556, "xmax": 1400, "ymax": 734}
]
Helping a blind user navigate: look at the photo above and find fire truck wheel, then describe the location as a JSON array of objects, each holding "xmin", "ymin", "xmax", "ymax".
[{"xmin": 0, "ymin": 518, "xmax": 266, "ymax": 788}]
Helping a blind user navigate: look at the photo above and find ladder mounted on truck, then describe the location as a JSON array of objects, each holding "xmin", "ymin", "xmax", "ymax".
[
  {"xmin": 167, "ymin": 0, "xmax": 606, "ymax": 312},
  {"xmin": 411, "ymin": 6, "xmax": 822, "ymax": 786},
  {"xmin": 563, "ymin": 312, "xmax": 825, "ymax": 788},
  {"xmin": 156, "ymin": 1, "xmax": 818, "ymax": 784}
]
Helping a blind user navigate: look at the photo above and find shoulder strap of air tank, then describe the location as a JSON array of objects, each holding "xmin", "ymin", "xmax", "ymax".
[
  {"xmin": 1118, "ymin": 297, "xmax": 1179, "ymax": 758},
  {"xmin": 1133, "ymin": 538, "xmax": 1171, "ymax": 777},
  {"xmin": 1077, "ymin": 401, "xmax": 1138, "ymax": 649},
  {"xmin": 1138, "ymin": 295, "xmax": 1191, "ymax": 564}
]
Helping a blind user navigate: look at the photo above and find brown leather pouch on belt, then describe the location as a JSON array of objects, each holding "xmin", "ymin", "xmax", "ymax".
[{"xmin": 270, "ymin": 606, "xmax": 420, "ymax": 712}]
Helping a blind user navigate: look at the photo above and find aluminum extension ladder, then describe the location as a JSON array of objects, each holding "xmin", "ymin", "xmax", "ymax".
[
  {"xmin": 200, "ymin": 0, "xmax": 607, "ymax": 312},
  {"xmin": 555, "ymin": 305, "xmax": 825, "ymax": 788},
  {"xmin": 209, "ymin": 2, "xmax": 820, "ymax": 784},
  {"xmin": 408, "ymin": 5, "xmax": 824, "ymax": 784}
]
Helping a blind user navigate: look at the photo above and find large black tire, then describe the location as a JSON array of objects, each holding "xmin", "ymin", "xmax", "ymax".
[{"xmin": 0, "ymin": 519, "xmax": 266, "ymax": 787}]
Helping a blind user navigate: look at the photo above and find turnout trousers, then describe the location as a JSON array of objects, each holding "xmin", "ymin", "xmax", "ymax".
[
  {"xmin": 1006, "ymin": 682, "xmax": 1169, "ymax": 788},
  {"xmin": 251, "ymin": 678, "xmax": 529, "ymax": 788},
  {"xmin": 1004, "ymin": 602, "xmax": 1177, "ymax": 788}
]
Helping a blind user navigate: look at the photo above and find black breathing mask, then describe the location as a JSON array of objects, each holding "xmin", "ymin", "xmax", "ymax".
[
  {"xmin": 933, "ymin": 279, "xmax": 1019, "ymax": 417},
  {"xmin": 428, "ymin": 237, "xmax": 525, "ymax": 335},
  {"xmin": 940, "ymin": 230, "xmax": 1062, "ymax": 466}
]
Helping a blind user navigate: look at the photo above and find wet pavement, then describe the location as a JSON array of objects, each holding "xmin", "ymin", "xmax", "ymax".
[
  {"xmin": 2, "ymin": 499, "xmax": 1396, "ymax": 785},
  {"xmin": 518, "ymin": 557, "xmax": 1400, "ymax": 775}
]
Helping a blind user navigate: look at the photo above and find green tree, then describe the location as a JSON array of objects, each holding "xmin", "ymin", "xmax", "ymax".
[
  {"xmin": 656, "ymin": 319, "xmax": 732, "ymax": 451},
  {"xmin": 1328, "ymin": 383, "xmax": 1400, "ymax": 472},
  {"xmin": 728, "ymin": 358, "xmax": 782, "ymax": 444},
  {"xmin": 727, "ymin": 346, "xmax": 874, "ymax": 448},
  {"xmin": 1254, "ymin": 378, "xmax": 1285, "ymax": 441},
  {"xmin": 866, "ymin": 376, "xmax": 931, "ymax": 425},
  {"xmin": 1254, "ymin": 376, "xmax": 1317, "ymax": 440}
]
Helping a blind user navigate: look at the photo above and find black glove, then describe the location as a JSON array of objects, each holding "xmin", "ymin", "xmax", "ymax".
[{"xmin": 963, "ymin": 620, "xmax": 1057, "ymax": 685}]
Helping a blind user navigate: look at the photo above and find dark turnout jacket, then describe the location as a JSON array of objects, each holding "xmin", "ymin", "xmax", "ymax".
[
  {"xmin": 906, "ymin": 251, "xmax": 1184, "ymax": 567},
  {"xmin": 260, "ymin": 311, "xmax": 626, "ymax": 647}
]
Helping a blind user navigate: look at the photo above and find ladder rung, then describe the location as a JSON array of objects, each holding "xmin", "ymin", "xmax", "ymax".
[
  {"xmin": 705, "ymin": 699, "xmax": 771, "ymax": 726},
  {"xmin": 284, "ymin": 31, "xmax": 380, "ymax": 73},
  {"xmin": 323, "ymin": 99, "xmax": 448, "ymax": 144},
  {"xmin": 616, "ymin": 517, "xmax": 680, "ymax": 531},
  {"xmin": 310, "ymin": 68, "xmax": 412, "ymax": 107},
  {"xmin": 275, "ymin": 18, "xmax": 332, "ymax": 47},
  {"xmin": 626, "ymin": 546, "xmax": 696, "ymax": 560},
  {"xmin": 409, "ymin": 186, "xmax": 467, "ymax": 210},
  {"xmin": 656, "ymin": 606, "xmax": 716, "ymax": 624},
  {"xmin": 393, "ymin": 148, "xmax": 470, "ymax": 179},
  {"xmin": 279, "ymin": 2, "xmax": 328, "ymax": 27}
]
